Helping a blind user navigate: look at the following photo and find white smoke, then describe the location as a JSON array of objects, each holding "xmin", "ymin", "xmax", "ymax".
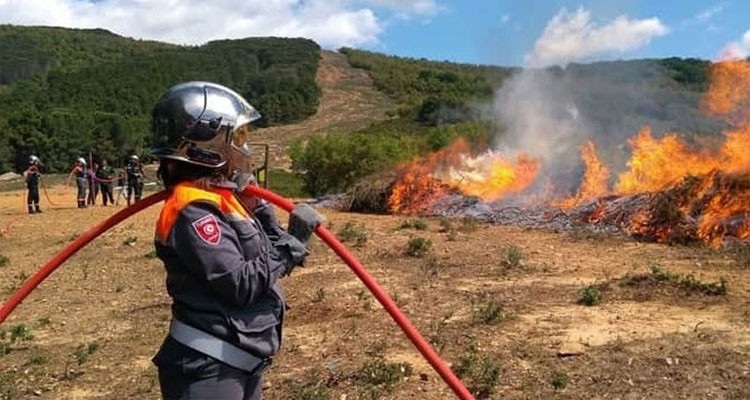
[
  {"xmin": 492, "ymin": 69, "xmax": 588, "ymax": 169},
  {"xmin": 488, "ymin": 7, "xmax": 671, "ymax": 191}
]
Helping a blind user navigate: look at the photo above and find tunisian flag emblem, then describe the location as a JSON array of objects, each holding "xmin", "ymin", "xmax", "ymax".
[{"xmin": 192, "ymin": 214, "xmax": 221, "ymax": 245}]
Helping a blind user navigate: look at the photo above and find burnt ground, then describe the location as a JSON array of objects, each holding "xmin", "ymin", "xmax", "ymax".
[{"xmin": 0, "ymin": 188, "xmax": 749, "ymax": 400}]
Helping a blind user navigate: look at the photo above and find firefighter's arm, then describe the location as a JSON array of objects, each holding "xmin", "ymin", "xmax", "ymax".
[{"xmin": 171, "ymin": 203, "xmax": 295, "ymax": 307}]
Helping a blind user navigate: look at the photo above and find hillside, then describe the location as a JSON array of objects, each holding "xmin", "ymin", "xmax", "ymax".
[
  {"xmin": 252, "ymin": 50, "xmax": 394, "ymax": 168},
  {"xmin": 0, "ymin": 26, "xmax": 321, "ymax": 173}
]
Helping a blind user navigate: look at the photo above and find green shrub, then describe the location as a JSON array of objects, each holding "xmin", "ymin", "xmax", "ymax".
[
  {"xmin": 289, "ymin": 131, "xmax": 418, "ymax": 196},
  {"xmin": 267, "ymin": 169, "xmax": 310, "ymax": 198},
  {"xmin": 578, "ymin": 285, "xmax": 602, "ymax": 306},
  {"xmin": 352, "ymin": 358, "xmax": 412, "ymax": 390},
  {"xmin": 452, "ymin": 342, "xmax": 501, "ymax": 399},
  {"xmin": 336, "ymin": 222, "xmax": 368, "ymax": 246},
  {"xmin": 405, "ymin": 237, "xmax": 432, "ymax": 257}
]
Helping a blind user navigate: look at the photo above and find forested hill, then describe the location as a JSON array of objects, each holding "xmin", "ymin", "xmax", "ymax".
[
  {"xmin": 0, "ymin": 25, "xmax": 321, "ymax": 172},
  {"xmin": 339, "ymin": 48, "xmax": 722, "ymax": 146},
  {"xmin": 0, "ymin": 25, "xmax": 725, "ymax": 178}
]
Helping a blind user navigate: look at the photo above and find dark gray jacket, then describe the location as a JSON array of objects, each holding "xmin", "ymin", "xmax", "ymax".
[{"xmin": 154, "ymin": 182, "xmax": 294, "ymax": 358}]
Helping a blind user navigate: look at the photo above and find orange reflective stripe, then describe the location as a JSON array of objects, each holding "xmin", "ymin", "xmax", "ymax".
[{"xmin": 155, "ymin": 182, "xmax": 250, "ymax": 242}]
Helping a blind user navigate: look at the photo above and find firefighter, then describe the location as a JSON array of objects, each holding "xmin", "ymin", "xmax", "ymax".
[
  {"xmin": 125, "ymin": 154, "xmax": 145, "ymax": 206},
  {"xmin": 23, "ymin": 155, "xmax": 43, "ymax": 214},
  {"xmin": 96, "ymin": 158, "xmax": 116, "ymax": 206},
  {"xmin": 149, "ymin": 81, "xmax": 324, "ymax": 400},
  {"xmin": 70, "ymin": 157, "xmax": 88, "ymax": 208}
]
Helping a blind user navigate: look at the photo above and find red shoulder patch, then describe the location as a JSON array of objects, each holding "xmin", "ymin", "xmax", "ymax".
[{"xmin": 192, "ymin": 214, "xmax": 221, "ymax": 245}]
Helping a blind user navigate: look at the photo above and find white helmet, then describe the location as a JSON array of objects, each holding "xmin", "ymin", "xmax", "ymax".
[
  {"xmin": 130, "ymin": 155, "xmax": 139, "ymax": 162},
  {"xmin": 29, "ymin": 155, "xmax": 40, "ymax": 165},
  {"xmin": 77, "ymin": 157, "xmax": 87, "ymax": 166}
]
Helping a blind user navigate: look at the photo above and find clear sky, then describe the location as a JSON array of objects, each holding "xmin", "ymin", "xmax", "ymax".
[{"xmin": 1, "ymin": 0, "xmax": 748, "ymax": 67}]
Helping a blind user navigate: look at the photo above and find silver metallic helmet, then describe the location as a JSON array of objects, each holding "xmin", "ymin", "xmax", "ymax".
[
  {"xmin": 149, "ymin": 81, "xmax": 262, "ymax": 169},
  {"xmin": 77, "ymin": 157, "xmax": 87, "ymax": 166},
  {"xmin": 29, "ymin": 155, "xmax": 40, "ymax": 165}
]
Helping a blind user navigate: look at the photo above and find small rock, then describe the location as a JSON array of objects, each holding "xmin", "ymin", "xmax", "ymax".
[
  {"xmin": 665, "ymin": 357, "xmax": 673, "ymax": 366},
  {"xmin": 557, "ymin": 342, "xmax": 586, "ymax": 357},
  {"xmin": 32, "ymin": 390, "xmax": 42, "ymax": 396},
  {"xmin": 420, "ymin": 372, "xmax": 429, "ymax": 381}
]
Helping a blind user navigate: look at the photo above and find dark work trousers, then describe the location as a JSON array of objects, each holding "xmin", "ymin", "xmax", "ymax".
[
  {"xmin": 87, "ymin": 179, "xmax": 99, "ymax": 205},
  {"xmin": 127, "ymin": 179, "xmax": 143, "ymax": 205},
  {"xmin": 76, "ymin": 177, "xmax": 88, "ymax": 208},
  {"xmin": 27, "ymin": 185, "xmax": 40, "ymax": 213},
  {"xmin": 100, "ymin": 183, "xmax": 114, "ymax": 206},
  {"xmin": 154, "ymin": 337, "xmax": 263, "ymax": 400}
]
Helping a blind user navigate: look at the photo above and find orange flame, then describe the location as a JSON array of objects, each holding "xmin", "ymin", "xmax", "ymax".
[
  {"xmin": 386, "ymin": 59, "xmax": 750, "ymax": 246},
  {"xmin": 388, "ymin": 138, "xmax": 540, "ymax": 214},
  {"xmin": 613, "ymin": 127, "xmax": 720, "ymax": 195},
  {"xmin": 555, "ymin": 141, "xmax": 609, "ymax": 209}
]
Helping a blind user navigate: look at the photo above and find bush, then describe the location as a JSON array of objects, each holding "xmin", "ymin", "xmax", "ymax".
[
  {"xmin": 405, "ymin": 237, "xmax": 432, "ymax": 257},
  {"xmin": 289, "ymin": 131, "xmax": 418, "ymax": 196},
  {"xmin": 578, "ymin": 285, "xmax": 602, "ymax": 306},
  {"xmin": 452, "ymin": 343, "xmax": 501, "ymax": 399},
  {"xmin": 267, "ymin": 169, "xmax": 309, "ymax": 198}
]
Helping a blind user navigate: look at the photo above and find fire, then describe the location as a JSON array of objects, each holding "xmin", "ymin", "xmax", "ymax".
[
  {"xmin": 613, "ymin": 127, "xmax": 720, "ymax": 195},
  {"xmin": 388, "ymin": 138, "xmax": 540, "ymax": 214},
  {"xmin": 387, "ymin": 59, "xmax": 750, "ymax": 246},
  {"xmin": 554, "ymin": 141, "xmax": 609, "ymax": 209}
]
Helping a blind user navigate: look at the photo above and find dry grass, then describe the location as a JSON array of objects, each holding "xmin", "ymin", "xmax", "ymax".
[{"xmin": 1, "ymin": 186, "xmax": 749, "ymax": 399}]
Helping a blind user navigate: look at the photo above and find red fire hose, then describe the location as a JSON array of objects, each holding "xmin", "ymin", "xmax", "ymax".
[
  {"xmin": 242, "ymin": 185, "xmax": 475, "ymax": 400},
  {"xmin": 0, "ymin": 190, "xmax": 169, "ymax": 323},
  {"xmin": 0, "ymin": 187, "xmax": 475, "ymax": 400}
]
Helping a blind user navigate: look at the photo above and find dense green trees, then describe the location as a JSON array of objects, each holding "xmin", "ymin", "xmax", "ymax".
[{"xmin": 0, "ymin": 26, "xmax": 321, "ymax": 172}]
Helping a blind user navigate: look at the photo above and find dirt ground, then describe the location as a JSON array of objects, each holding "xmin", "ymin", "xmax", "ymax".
[{"xmin": 0, "ymin": 186, "xmax": 748, "ymax": 400}]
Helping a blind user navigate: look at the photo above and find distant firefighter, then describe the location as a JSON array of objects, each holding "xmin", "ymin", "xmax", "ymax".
[
  {"xmin": 69, "ymin": 157, "xmax": 88, "ymax": 208},
  {"xmin": 125, "ymin": 155, "xmax": 146, "ymax": 206},
  {"xmin": 96, "ymin": 158, "xmax": 116, "ymax": 206},
  {"xmin": 23, "ymin": 155, "xmax": 43, "ymax": 214}
]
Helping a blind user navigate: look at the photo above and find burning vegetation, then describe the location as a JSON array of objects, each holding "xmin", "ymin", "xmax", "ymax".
[{"xmin": 384, "ymin": 60, "xmax": 750, "ymax": 248}]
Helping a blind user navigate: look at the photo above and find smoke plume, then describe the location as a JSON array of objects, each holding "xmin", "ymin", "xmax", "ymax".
[{"xmin": 487, "ymin": 7, "xmax": 671, "ymax": 195}]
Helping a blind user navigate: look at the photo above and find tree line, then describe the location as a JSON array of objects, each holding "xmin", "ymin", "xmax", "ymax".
[{"xmin": 0, "ymin": 26, "xmax": 321, "ymax": 173}]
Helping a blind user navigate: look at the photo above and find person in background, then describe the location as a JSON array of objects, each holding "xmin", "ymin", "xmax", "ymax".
[
  {"xmin": 96, "ymin": 158, "xmax": 116, "ymax": 206},
  {"xmin": 87, "ymin": 159, "xmax": 99, "ymax": 206},
  {"xmin": 149, "ymin": 81, "xmax": 324, "ymax": 400},
  {"xmin": 23, "ymin": 155, "xmax": 43, "ymax": 214},
  {"xmin": 69, "ymin": 157, "xmax": 88, "ymax": 208},
  {"xmin": 125, "ymin": 154, "xmax": 145, "ymax": 206}
]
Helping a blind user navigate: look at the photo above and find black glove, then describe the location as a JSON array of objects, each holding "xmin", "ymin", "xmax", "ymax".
[
  {"xmin": 276, "ymin": 232, "xmax": 310, "ymax": 274},
  {"xmin": 288, "ymin": 204, "xmax": 325, "ymax": 244},
  {"xmin": 253, "ymin": 199, "xmax": 285, "ymax": 240}
]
